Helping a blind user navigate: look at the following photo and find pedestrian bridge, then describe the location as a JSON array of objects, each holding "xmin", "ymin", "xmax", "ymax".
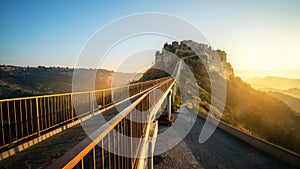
[{"xmin": 0, "ymin": 74, "xmax": 177, "ymax": 168}]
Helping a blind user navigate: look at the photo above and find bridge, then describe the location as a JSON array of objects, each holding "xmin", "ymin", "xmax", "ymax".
[{"xmin": 0, "ymin": 61, "xmax": 299, "ymax": 169}]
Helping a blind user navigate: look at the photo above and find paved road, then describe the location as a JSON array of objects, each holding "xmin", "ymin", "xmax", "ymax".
[{"xmin": 154, "ymin": 108, "xmax": 294, "ymax": 169}]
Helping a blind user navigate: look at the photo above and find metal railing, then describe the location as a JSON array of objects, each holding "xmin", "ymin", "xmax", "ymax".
[
  {"xmin": 0, "ymin": 77, "xmax": 169, "ymax": 150},
  {"xmin": 47, "ymin": 77, "xmax": 176, "ymax": 169}
]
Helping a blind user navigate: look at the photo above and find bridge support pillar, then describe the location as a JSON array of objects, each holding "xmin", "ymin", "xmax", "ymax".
[
  {"xmin": 172, "ymin": 85, "xmax": 176, "ymax": 101},
  {"xmin": 167, "ymin": 90, "xmax": 172, "ymax": 121}
]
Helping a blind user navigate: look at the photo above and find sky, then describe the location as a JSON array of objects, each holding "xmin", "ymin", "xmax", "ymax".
[{"xmin": 0, "ymin": 0, "xmax": 300, "ymax": 77}]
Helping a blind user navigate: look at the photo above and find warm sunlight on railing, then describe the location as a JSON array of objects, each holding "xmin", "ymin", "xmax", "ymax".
[
  {"xmin": 0, "ymin": 77, "xmax": 170, "ymax": 150},
  {"xmin": 47, "ymin": 77, "xmax": 175, "ymax": 169}
]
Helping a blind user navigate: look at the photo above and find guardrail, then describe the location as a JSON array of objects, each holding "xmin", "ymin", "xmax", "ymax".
[
  {"xmin": 47, "ymin": 77, "xmax": 175, "ymax": 169},
  {"xmin": 0, "ymin": 77, "xmax": 169, "ymax": 150}
]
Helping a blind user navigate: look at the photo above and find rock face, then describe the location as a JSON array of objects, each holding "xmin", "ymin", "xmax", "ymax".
[{"xmin": 154, "ymin": 40, "xmax": 234, "ymax": 79}]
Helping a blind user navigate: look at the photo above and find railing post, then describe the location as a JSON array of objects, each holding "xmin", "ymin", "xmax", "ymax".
[
  {"xmin": 103, "ymin": 90, "xmax": 105, "ymax": 107},
  {"xmin": 71, "ymin": 94, "xmax": 74, "ymax": 122},
  {"xmin": 90, "ymin": 92, "xmax": 94, "ymax": 116},
  {"xmin": 148, "ymin": 95, "xmax": 151, "ymax": 122},
  {"xmin": 35, "ymin": 98, "xmax": 40, "ymax": 136}
]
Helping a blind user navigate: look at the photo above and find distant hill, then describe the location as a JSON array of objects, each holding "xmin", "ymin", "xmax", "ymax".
[
  {"xmin": 266, "ymin": 91, "xmax": 300, "ymax": 114},
  {"xmin": 244, "ymin": 76, "xmax": 300, "ymax": 98},
  {"xmin": 0, "ymin": 65, "xmax": 138, "ymax": 99},
  {"xmin": 0, "ymin": 65, "xmax": 75, "ymax": 99},
  {"xmin": 244, "ymin": 76, "xmax": 300, "ymax": 90},
  {"xmin": 263, "ymin": 87, "xmax": 300, "ymax": 99},
  {"xmin": 139, "ymin": 40, "xmax": 300, "ymax": 154}
]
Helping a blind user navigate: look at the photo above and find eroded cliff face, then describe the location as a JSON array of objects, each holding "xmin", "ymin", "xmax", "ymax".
[{"xmin": 154, "ymin": 40, "xmax": 234, "ymax": 80}]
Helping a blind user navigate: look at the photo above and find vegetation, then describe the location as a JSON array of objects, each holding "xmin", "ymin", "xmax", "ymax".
[
  {"xmin": 172, "ymin": 91, "xmax": 181, "ymax": 112},
  {"xmin": 0, "ymin": 65, "xmax": 117, "ymax": 99},
  {"xmin": 267, "ymin": 91, "xmax": 300, "ymax": 114},
  {"xmin": 224, "ymin": 76, "xmax": 300, "ymax": 152},
  {"xmin": 136, "ymin": 68, "xmax": 169, "ymax": 82}
]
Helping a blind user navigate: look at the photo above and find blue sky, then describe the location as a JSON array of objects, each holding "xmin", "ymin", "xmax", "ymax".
[{"xmin": 1, "ymin": 0, "xmax": 300, "ymax": 75}]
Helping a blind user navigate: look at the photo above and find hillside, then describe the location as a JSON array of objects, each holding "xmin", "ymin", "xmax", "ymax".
[
  {"xmin": 139, "ymin": 41, "xmax": 300, "ymax": 154},
  {"xmin": 0, "ymin": 65, "xmax": 136, "ymax": 99},
  {"xmin": 267, "ymin": 91, "xmax": 300, "ymax": 114}
]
